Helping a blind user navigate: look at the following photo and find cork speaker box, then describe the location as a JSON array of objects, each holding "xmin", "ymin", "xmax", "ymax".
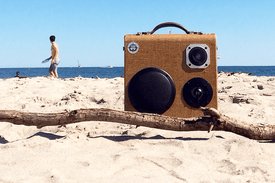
[{"xmin": 124, "ymin": 22, "xmax": 218, "ymax": 118}]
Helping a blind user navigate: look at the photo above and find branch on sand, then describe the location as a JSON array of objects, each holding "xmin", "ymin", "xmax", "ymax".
[{"xmin": 0, "ymin": 108, "xmax": 274, "ymax": 140}]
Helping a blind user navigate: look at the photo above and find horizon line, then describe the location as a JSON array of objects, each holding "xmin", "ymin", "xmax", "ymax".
[{"xmin": 0, "ymin": 65, "xmax": 275, "ymax": 69}]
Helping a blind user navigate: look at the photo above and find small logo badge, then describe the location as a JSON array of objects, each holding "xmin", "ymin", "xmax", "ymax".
[{"xmin": 127, "ymin": 42, "xmax": 139, "ymax": 54}]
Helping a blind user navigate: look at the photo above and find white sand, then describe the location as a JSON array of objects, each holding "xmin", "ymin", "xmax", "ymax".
[{"xmin": 0, "ymin": 73, "xmax": 275, "ymax": 183}]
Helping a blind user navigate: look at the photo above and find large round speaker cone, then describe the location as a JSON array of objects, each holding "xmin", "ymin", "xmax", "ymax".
[
  {"xmin": 182, "ymin": 77, "xmax": 213, "ymax": 108},
  {"xmin": 188, "ymin": 47, "xmax": 208, "ymax": 66},
  {"xmin": 128, "ymin": 67, "xmax": 176, "ymax": 114}
]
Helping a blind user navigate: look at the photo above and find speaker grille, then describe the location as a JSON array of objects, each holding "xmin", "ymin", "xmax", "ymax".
[
  {"xmin": 128, "ymin": 67, "xmax": 176, "ymax": 114},
  {"xmin": 182, "ymin": 77, "xmax": 213, "ymax": 108}
]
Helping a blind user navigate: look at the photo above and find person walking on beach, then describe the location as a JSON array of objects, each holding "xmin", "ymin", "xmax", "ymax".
[{"xmin": 42, "ymin": 35, "xmax": 60, "ymax": 78}]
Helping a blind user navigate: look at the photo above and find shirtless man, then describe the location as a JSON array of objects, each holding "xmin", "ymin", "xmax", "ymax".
[{"xmin": 43, "ymin": 35, "xmax": 60, "ymax": 78}]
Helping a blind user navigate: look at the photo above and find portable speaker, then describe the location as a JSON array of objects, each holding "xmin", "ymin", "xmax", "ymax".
[{"xmin": 124, "ymin": 22, "xmax": 217, "ymax": 118}]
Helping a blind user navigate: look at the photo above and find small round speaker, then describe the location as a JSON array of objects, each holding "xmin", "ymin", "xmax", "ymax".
[
  {"xmin": 189, "ymin": 47, "xmax": 207, "ymax": 66},
  {"xmin": 128, "ymin": 67, "xmax": 176, "ymax": 114},
  {"xmin": 182, "ymin": 77, "xmax": 213, "ymax": 108},
  {"xmin": 186, "ymin": 44, "xmax": 210, "ymax": 68}
]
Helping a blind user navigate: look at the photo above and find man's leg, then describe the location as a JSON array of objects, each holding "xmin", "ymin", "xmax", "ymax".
[
  {"xmin": 49, "ymin": 64, "xmax": 55, "ymax": 77},
  {"xmin": 53, "ymin": 64, "xmax": 58, "ymax": 78},
  {"xmin": 54, "ymin": 71, "xmax": 58, "ymax": 78},
  {"xmin": 50, "ymin": 71, "xmax": 55, "ymax": 77}
]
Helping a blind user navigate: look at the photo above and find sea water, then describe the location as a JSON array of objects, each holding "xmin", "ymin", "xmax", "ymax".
[{"xmin": 0, "ymin": 66, "xmax": 274, "ymax": 78}]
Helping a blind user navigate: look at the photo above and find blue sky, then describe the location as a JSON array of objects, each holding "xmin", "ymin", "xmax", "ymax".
[{"xmin": 0, "ymin": 0, "xmax": 274, "ymax": 67}]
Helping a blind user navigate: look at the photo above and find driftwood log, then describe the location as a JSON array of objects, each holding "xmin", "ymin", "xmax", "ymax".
[{"xmin": 0, "ymin": 108, "xmax": 274, "ymax": 140}]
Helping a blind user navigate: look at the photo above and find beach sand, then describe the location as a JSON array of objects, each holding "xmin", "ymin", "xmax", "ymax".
[{"xmin": 0, "ymin": 73, "xmax": 275, "ymax": 183}]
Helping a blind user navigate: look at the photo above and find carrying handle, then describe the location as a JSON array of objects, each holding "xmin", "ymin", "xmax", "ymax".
[
  {"xmin": 151, "ymin": 22, "xmax": 191, "ymax": 34},
  {"xmin": 137, "ymin": 22, "xmax": 203, "ymax": 35}
]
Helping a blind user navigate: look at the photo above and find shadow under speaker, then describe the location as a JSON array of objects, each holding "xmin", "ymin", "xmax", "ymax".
[{"xmin": 124, "ymin": 22, "xmax": 218, "ymax": 118}]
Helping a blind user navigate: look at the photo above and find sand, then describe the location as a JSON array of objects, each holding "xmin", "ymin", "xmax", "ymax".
[{"xmin": 0, "ymin": 73, "xmax": 275, "ymax": 183}]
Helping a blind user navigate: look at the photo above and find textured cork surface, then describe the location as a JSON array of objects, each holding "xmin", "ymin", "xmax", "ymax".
[{"xmin": 124, "ymin": 34, "xmax": 217, "ymax": 118}]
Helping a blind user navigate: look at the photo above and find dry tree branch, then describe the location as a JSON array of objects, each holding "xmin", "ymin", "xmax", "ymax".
[{"xmin": 0, "ymin": 108, "xmax": 274, "ymax": 140}]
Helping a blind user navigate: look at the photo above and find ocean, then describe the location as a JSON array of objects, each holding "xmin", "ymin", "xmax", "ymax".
[{"xmin": 0, "ymin": 66, "xmax": 274, "ymax": 78}]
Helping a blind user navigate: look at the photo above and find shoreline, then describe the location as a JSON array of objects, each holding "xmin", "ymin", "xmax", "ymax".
[
  {"xmin": 0, "ymin": 66, "xmax": 275, "ymax": 79},
  {"xmin": 1, "ymin": 71, "xmax": 275, "ymax": 79}
]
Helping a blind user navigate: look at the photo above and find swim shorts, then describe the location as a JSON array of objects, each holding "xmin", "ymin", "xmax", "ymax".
[{"xmin": 49, "ymin": 63, "xmax": 58, "ymax": 73}]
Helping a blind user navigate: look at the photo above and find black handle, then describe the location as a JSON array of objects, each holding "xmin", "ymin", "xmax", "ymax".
[
  {"xmin": 151, "ymin": 22, "xmax": 190, "ymax": 34},
  {"xmin": 149, "ymin": 22, "xmax": 202, "ymax": 35}
]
